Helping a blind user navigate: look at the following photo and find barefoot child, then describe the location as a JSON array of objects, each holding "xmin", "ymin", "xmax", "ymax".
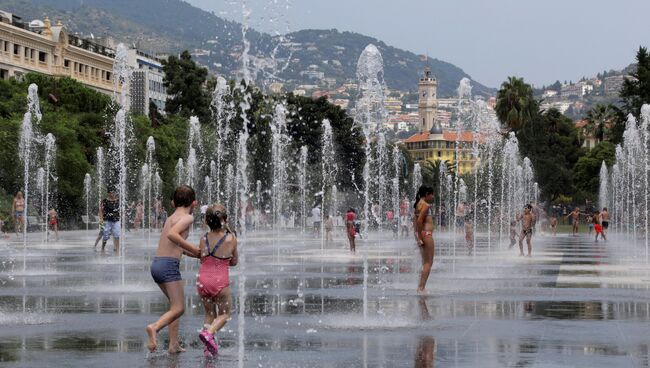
[
  {"xmin": 464, "ymin": 215, "xmax": 474, "ymax": 255},
  {"xmin": 146, "ymin": 185, "xmax": 200, "ymax": 353},
  {"xmin": 48, "ymin": 208, "xmax": 58, "ymax": 241},
  {"xmin": 509, "ymin": 220, "xmax": 517, "ymax": 248},
  {"xmin": 517, "ymin": 204, "xmax": 535, "ymax": 257},
  {"xmin": 324, "ymin": 215, "xmax": 333, "ymax": 243},
  {"xmin": 196, "ymin": 204, "xmax": 238, "ymax": 357}
]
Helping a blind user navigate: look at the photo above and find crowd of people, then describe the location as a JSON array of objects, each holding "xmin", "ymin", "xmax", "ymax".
[{"xmin": 2, "ymin": 182, "xmax": 617, "ymax": 358}]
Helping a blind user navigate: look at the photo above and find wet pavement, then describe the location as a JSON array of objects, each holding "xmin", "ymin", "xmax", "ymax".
[{"xmin": 0, "ymin": 228, "xmax": 649, "ymax": 367}]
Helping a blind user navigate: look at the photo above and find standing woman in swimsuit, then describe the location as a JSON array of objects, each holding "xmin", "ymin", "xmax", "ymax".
[
  {"xmin": 196, "ymin": 203, "xmax": 238, "ymax": 357},
  {"xmin": 414, "ymin": 185, "xmax": 435, "ymax": 294},
  {"xmin": 11, "ymin": 191, "xmax": 25, "ymax": 236}
]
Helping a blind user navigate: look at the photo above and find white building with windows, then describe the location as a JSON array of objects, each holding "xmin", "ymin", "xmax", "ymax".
[
  {"xmin": 126, "ymin": 49, "xmax": 167, "ymax": 116},
  {"xmin": 0, "ymin": 12, "xmax": 118, "ymax": 94}
]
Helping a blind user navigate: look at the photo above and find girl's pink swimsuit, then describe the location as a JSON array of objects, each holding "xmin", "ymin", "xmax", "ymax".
[{"xmin": 197, "ymin": 232, "xmax": 232, "ymax": 299}]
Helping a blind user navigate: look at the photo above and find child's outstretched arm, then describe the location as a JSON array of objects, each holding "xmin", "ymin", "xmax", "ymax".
[{"xmin": 167, "ymin": 215, "xmax": 200, "ymax": 257}]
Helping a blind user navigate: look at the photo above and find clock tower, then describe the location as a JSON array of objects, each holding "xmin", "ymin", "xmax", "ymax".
[{"xmin": 418, "ymin": 67, "xmax": 438, "ymax": 133}]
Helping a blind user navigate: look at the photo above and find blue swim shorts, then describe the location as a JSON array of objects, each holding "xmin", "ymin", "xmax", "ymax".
[{"xmin": 150, "ymin": 257, "xmax": 182, "ymax": 284}]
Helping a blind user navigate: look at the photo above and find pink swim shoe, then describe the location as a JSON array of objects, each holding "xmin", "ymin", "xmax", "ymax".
[{"xmin": 199, "ymin": 330, "xmax": 218, "ymax": 355}]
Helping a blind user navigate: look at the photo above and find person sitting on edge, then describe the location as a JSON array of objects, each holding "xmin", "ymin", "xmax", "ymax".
[{"xmin": 146, "ymin": 185, "xmax": 200, "ymax": 354}]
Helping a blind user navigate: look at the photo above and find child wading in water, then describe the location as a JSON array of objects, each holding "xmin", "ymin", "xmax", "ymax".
[
  {"xmin": 197, "ymin": 204, "xmax": 238, "ymax": 357},
  {"xmin": 146, "ymin": 185, "xmax": 200, "ymax": 354}
]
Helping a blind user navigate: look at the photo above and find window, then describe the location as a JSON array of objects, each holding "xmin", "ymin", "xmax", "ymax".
[
  {"xmin": 106, "ymin": 71, "xmax": 112, "ymax": 81},
  {"xmin": 13, "ymin": 44, "xmax": 19, "ymax": 55},
  {"xmin": 437, "ymin": 151, "xmax": 441, "ymax": 157},
  {"xmin": 38, "ymin": 52, "xmax": 47, "ymax": 63}
]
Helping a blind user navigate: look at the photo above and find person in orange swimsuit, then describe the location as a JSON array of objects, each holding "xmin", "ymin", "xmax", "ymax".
[
  {"xmin": 414, "ymin": 185, "xmax": 435, "ymax": 294},
  {"xmin": 196, "ymin": 204, "xmax": 238, "ymax": 357}
]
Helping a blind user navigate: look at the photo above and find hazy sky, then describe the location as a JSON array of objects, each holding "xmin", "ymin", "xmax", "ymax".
[{"xmin": 188, "ymin": 0, "xmax": 650, "ymax": 88}]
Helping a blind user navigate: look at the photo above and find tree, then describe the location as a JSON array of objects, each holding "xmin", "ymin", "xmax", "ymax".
[
  {"xmin": 495, "ymin": 76, "xmax": 538, "ymax": 131},
  {"xmin": 162, "ymin": 51, "xmax": 210, "ymax": 121},
  {"xmin": 619, "ymin": 47, "xmax": 650, "ymax": 116},
  {"xmin": 517, "ymin": 108, "xmax": 583, "ymax": 202},
  {"xmin": 573, "ymin": 141, "xmax": 616, "ymax": 201},
  {"xmin": 584, "ymin": 104, "xmax": 624, "ymax": 143},
  {"xmin": 620, "ymin": 46, "xmax": 650, "ymax": 118}
]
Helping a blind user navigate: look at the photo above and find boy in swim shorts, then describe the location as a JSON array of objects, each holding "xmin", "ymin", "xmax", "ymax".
[
  {"xmin": 146, "ymin": 185, "xmax": 200, "ymax": 354},
  {"xmin": 517, "ymin": 204, "xmax": 535, "ymax": 257}
]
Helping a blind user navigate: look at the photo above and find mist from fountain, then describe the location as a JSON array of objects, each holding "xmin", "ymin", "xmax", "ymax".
[
  {"xmin": 320, "ymin": 119, "xmax": 337, "ymax": 246},
  {"xmin": 605, "ymin": 104, "xmax": 650, "ymax": 260},
  {"xmin": 211, "ymin": 76, "xmax": 234, "ymax": 202},
  {"xmin": 271, "ymin": 104, "xmax": 289, "ymax": 228},
  {"xmin": 355, "ymin": 44, "xmax": 387, "ymax": 236},
  {"xmin": 298, "ymin": 146, "xmax": 308, "ymax": 232},
  {"xmin": 84, "ymin": 174, "xmax": 92, "ymax": 231}
]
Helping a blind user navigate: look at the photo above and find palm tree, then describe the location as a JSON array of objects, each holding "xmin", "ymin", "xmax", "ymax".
[
  {"xmin": 495, "ymin": 76, "xmax": 539, "ymax": 131},
  {"xmin": 584, "ymin": 104, "xmax": 621, "ymax": 143},
  {"xmin": 420, "ymin": 159, "xmax": 456, "ymax": 193}
]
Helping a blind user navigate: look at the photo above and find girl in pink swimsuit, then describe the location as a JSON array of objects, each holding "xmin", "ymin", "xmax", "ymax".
[{"xmin": 196, "ymin": 204, "xmax": 238, "ymax": 357}]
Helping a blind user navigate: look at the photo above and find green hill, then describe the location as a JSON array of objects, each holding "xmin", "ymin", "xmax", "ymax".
[{"xmin": 0, "ymin": 0, "xmax": 493, "ymax": 96}]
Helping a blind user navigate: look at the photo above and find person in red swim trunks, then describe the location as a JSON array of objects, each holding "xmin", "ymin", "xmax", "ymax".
[
  {"xmin": 196, "ymin": 203, "xmax": 238, "ymax": 357},
  {"xmin": 48, "ymin": 208, "xmax": 59, "ymax": 241},
  {"xmin": 345, "ymin": 208, "xmax": 357, "ymax": 253}
]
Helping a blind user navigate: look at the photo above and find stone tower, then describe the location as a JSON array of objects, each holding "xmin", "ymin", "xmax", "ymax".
[{"xmin": 418, "ymin": 67, "xmax": 438, "ymax": 133}]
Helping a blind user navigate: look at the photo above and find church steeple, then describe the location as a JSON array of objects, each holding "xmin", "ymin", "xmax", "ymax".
[{"xmin": 418, "ymin": 67, "xmax": 438, "ymax": 133}]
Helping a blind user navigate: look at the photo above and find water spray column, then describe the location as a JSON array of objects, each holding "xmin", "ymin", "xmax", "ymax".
[
  {"xmin": 19, "ymin": 84, "xmax": 42, "ymax": 263},
  {"xmin": 84, "ymin": 174, "xmax": 92, "ymax": 232},
  {"xmin": 355, "ymin": 44, "xmax": 388, "ymax": 238},
  {"xmin": 320, "ymin": 119, "xmax": 337, "ymax": 250},
  {"xmin": 146, "ymin": 137, "xmax": 156, "ymax": 232},
  {"xmin": 640, "ymin": 105, "xmax": 650, "ymax": 262},
  {"xmin": 299, "ymin": 146, "xmax": 308, "ymax": 233}
]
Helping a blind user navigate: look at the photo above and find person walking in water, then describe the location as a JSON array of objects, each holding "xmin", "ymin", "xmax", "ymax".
[
  {"xmin": 414, "ymin": 185, "xmax": 435, "ymax": 294},
  {"xmin": 601, "ymin": 207, "xmax": 610, "ymax": 237},
  {"xmin": 565, "ymin": 207, "xmax": 582, "ymax": 236},
  {"xmin": 146, "ymin": 185, "xmax": 200, "ymax": 354},
  {"xmin": 11, "ymin": 191, "xmax": 25, "ymax": 237},
  {"xmin": 594, "ymin": 211, "xmax": 607, "ymax": 242},
  {"xmin": 196, "ymin": 204, "xmax": 238, "ymax": 357},
  {"xmin": 47, "ymin": 208, "xmax": 59, "ymax": 241},
  {"xmin": 517, "ymin": 204, "xmax": 536, "ymax": 257},
  {"xmin": 345, "ymin": 208, "xmax": 357, "ymax": 252},
  {"xmin": 99, "ymin": 190, "xmax": 121, "ymax": 254}
]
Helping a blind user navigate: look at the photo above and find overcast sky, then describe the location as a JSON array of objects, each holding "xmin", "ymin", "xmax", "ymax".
[{"xmin": 188, "ymin": 0, "xmax": 650, "ymax": 88}]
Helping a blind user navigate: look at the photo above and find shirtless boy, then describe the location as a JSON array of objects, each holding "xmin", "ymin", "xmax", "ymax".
[
  {"xmin": 517, "ymin": 204, "xmax": 535, "ymax": 257},
  {"xmin": 146, "ymin": 185, "xmax": 200, "ymax": 353},
  {"xmin": 565, "ymin": 207, "xmax": 581, "ymax": 236},
  {"xmin": 601, "ymin": 207, "xmax": 610, "ymax": 236},
  {"xmin": 549, "ymin": 217, "xmax": 558, "ymax": 236}
]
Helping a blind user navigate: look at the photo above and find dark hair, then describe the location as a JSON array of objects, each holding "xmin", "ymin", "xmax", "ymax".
[
  {"xmin": 172, "ymin": 185, "xmax": 196, "ymax": 208},
  {"xmin": 205, "ymin": 204, "xmax": 226, "ymax": 231},
  {"xmin": 414, "ymin": 185, "xmax": 434, "ymax": 209},
  {"xmin": 524, "ymin": 204, "xmax": 532, "ymax": 210},
  {"xmin": 603, "ymin": 207, "xmax": 608, "ymax": 211}
]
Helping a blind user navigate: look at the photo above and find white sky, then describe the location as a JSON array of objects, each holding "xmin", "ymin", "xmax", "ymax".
[{"xmin": 188, "ymin": 0, "xmax": 650, "ymax": 88}]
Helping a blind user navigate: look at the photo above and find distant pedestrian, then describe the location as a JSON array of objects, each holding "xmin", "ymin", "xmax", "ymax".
[
  {"xmin": 312, "ymin": 205, "xmax": 321, "ymax": 236},
  {"xmin": 99, "ymin": 189, "xmax": 120, "ymax": 254}
]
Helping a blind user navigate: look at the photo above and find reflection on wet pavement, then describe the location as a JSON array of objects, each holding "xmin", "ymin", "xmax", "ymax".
[{"xmin": 0, "ymin": 230, "xmax": 649, "ymax": 367}]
